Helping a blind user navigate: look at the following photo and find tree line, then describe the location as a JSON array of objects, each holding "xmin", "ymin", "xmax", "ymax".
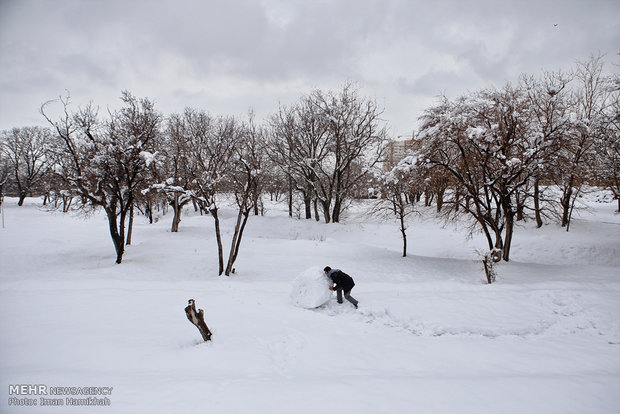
[
  {"xmin": 0, "ymin": 56, "xmax": 618, "ymax": 279},
  {"xmin": 374, "ymin": 54, "xmax": 619, "ymax": 281},
  {"xmin": 0, "ymin": 82, "xmax": 387, "ymax": 272}
]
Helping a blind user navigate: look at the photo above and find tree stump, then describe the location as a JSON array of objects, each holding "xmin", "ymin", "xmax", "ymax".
[
  {"xmin": 482, "ymin": 251, "xmax": 498, "ymax": 284},
  {"xmin": 185, "ymin": 299, "xmax": 212, "ymax": 341}
]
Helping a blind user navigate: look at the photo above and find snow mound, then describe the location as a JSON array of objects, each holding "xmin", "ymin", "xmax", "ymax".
[{"xmin": 290, "ymin": 266, "xmax": 333, "ymax": 309}]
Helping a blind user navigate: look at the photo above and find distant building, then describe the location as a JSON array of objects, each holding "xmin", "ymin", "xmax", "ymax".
[{"xmin": 384, "ymin": 136, "xmax": 422, "ymax": 170}]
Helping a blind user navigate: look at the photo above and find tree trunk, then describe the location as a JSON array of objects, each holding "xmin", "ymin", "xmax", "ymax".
[
  {"xmin": 253, "ymin": 185, "xmax": 260, "ymax": 216},
  {"xmin": 126, "ymin": 203, "xmax": 134, "ymax": 245},
  {"xmin": 516, "ymin": 193, "xmax": 525, "ymax": 222},
  {"xmin": 561, "ymin": 177, "xmax": 574, "ymax": 227},
  {"xmin": 534, "ymin": 178, "xmax": 543, "ymax": 228},
  {"xmin": 225, "ymin": 207, "xmax": 251, "ymax": 276},
  {"xmin": 313, "ymin": 198, "xmax": 320, "ymax": 222},
  {"xmin": 503, "ymin": 212, "xmax": 514, "ymax": 262},
  {"xmin": 233, "ymin": 208, "xmax": 251, "ymax": 263},
  {"xmin": 17, "ymin": 192, "xmax": 26, "ymax": 206},
  {"xmin": 171, "ymin": 194, "xmax": 183, "ymax": 233},
  {"xmin": 454, "ymin": 190, "xmax": 460, "ymax": 212},
  {"xmin": 399, "ymin": 212, "xmax": 407, "ymax": 257},
  {"xmin": 321, "ymin": 199, "xmax": 331, "ymax": 223},
  {"xmin": 184, "ymin": 299, "xmax": 212, "ymax": 342},
  {"xmin": 171, "ymin": 205, "xmax": 182, "ymax": 232},
  {"xmin": 287, "ymin": 175, "xmax": 293, "ymax": 218},
  {"xmin": 210, "ymin": 206, "xmax": 225, "ymax": 275},
  {"xmin": 566, "ymin": 186, "xmax": 582, "ymax": 233},
  {"xmin": 482, "ymin": 252, "xmax": 496, "ymax": 284},
  {"xmin": 493, "ymin": 230, "xmax": 504, "ymax": 252},
  {"xmin": 143, "ymin": 201, "xmax": 151, "ymax": 223},
  {"xmin": 487, "ymin": 217, "xmax": 503, "ymax": 263},
  {"xmin": 477, "ymin": 216, "xmax": 495, "ymax": 254},
  {"xmin": 62, "ymin": 196, "xmax": 72, "ymax": 213},
  {"xmin": 332, "ymin": 196, "xmax": 342, "ymax": 223},
  {"xmin": 105, "ymin": 207, "xmax": 125, "ymax": 264},
  {"xmin": 304, "ymin": 190, "xmax": 312, "ymax": 219},
  {"xmin": 119, "ymin": 203, "xmax": 128, "ymax": 247},
  {"xmin": 499, "ymin": 192, "xmax": 515, "ymax": 262},
  {"xmin": 436, "ymin": 188, "xmax": 445, "ymax": 213}
]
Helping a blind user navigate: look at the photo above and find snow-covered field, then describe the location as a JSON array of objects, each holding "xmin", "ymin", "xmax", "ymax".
[{"xmin": 1, "ymin": 195, "xmax": 619, "ymax": 414}]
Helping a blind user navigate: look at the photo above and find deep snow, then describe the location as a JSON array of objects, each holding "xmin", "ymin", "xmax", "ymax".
[{"xmin": 0, "ymin": 194, "xmax": 619, "ymax": 413}]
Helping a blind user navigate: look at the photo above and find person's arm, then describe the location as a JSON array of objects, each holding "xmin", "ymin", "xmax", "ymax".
[{"xmin": 331, "ymin": 271, "xmax": 342, "ymax": 290}]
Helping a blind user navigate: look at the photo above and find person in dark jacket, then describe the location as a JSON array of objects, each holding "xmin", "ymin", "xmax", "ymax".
[{"xmin": 324, "ymin": 266, "xmax": 359, "ymax": 308}]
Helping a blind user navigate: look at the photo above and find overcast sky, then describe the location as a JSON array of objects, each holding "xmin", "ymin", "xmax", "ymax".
[{"xmin": 0, "ymin": 0, "xmax": 618, "ymax": 136}]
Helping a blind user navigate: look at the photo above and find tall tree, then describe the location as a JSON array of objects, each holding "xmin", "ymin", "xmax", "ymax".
[
  {"xmin": 223, "ymin": 115, "xmax": 265, "ymax": 275},
  {"xmin": 593, "ymin": 71, "xmax": 620, "ymax": 211},
  {"xmin": 521, "ymin": 69, "xmax": 573, "ymax": 227},
  {"xmin": 110, "ymin": 92, "xmax": 162, "ymax": 245},
  {"xmin": 551, "ymin": 57, "xmax": 608, "ymax": 230},
  {"xmin": 0, "ymin": 126, "xmax": 54, "ymax": 206},
  {"xmin": 184, "ymin": 109, "xmax": 238, "ymax": 275},
  {"xmin": 269, "ymin": 98, "xmax": 331, "ymax": 221},
  {"xmin": 309, "ymin": 83, "xmax": 388, "ymax": 223},
  {"xmin": 0, "ymin": 150, "xmax": 9, "ymax": 212},
  {"xmin": 150, "ymin": 113, "xmax": 196, "ymax": 232},
  {"xmin": 373, "ymin": 156, "xmax": 420, "ymax": 257},
  {"xmin": 269, "ymin": 83, "xmax": 387, "ymax": 223},
  {"xmin": 41, "ymin": 92, "xmax": 162, "ymax": 263},
  {"xmin": 419, "ymin": 84, "xmax": 545, "ymax": 262}
]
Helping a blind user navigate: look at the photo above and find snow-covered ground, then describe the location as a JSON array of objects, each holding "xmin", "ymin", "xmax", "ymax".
[{"xmin": 1, "ymin": 194, "xmax": 619, "ymax": 413}]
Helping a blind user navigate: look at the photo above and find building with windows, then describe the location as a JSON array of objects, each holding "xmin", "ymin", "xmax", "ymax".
[{"xmin": 384, "ymin": 136, "xmax": 422, "ymax": 170}]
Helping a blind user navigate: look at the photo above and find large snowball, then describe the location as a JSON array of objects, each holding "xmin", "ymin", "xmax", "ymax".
[{"xmin": 290, "ymin": 266, "xmax": 333, "ymax": 309}]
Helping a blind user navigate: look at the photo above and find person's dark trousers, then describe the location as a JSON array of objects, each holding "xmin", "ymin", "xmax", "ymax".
[{"xmin": 336, "ymin": 287, "xmax": 359, "ymax": 308}]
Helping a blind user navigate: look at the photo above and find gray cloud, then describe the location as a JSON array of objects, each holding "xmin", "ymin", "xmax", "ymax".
[{"xmin": 1, "ymin": 0, "xmax": 618, "ymax": 134}]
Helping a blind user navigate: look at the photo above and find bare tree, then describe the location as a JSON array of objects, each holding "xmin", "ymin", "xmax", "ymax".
[
  {"xmin": 553, "ymin": 55, "xmax": 611, "ymax": 230},
  {"xmin": 268, "ymin": 98, "xmax": 331, "ymax": 221},
  {"xmin": 268, "ymin": 106, "xmax": 295, "ymax": 217},
  {"xmin": 269, "ymin": 84, "xmax": 388, "ymax": 223},
  {"xmin": 521, "ymin": 69, "xmax": 573, "ymax": 227},
  {"xmin": 262, "ymin": 162, "xmax": 288, "ymax": 203},
  {"xmin": 0, "ymin": 150, "xmax": 9, "ymax": 212},
  {"xmin": 181, "ymin": 109, "xmax": 264, "ymax": 276},
  {"xmin": 419, "ymin": 84, "xmax": 547, "ymax": 262},
  {"xmin": 111, "ymin": 92, "xmax": 162, "ymax": 245},
  {"xmin": 312, "ymin": 83, "xmax": 388, "ymax": 222},
  {"xmin": 0, "ymin": 126, "xmax": 54, "ymax": 206},
  {"xmin": 149, "ymin": 113, "xmax": 196, "ymax": 232},
  {"xmin": 245, "ymin": 112, "xmax": 269, "ymax": 217},
  {"xmin": 593, "ymin": 72, "xmax": 620, "ymax": 211},
  {"xmin": 41, "ymin": 91, "xmax": 162, "ymax": 263},
  {"xmin": 184, "ymin": 109, "xmax": 238, "ymax": 275},
  {"xmin": 222, "ymin": 115, "xmax": 265, "ymax": 275},
  {"xmin": 372, "ymin": 156, "xmax": 420, "ymax": 257}
]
